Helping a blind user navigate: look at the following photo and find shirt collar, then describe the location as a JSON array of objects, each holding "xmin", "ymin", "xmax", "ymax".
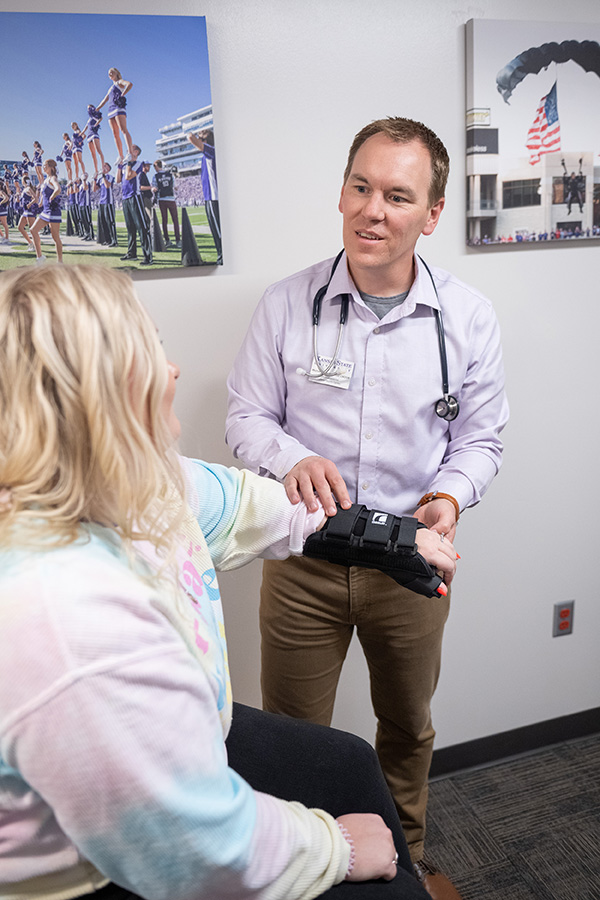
[
  {"xmin": 324, "ymin": 251, "xmax": 440, "ymax": 317},
  {"xmin": 410, "ymin": 255, "xmax": 441, "ymax": 311}
]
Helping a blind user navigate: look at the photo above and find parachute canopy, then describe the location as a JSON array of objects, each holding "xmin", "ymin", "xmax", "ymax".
[{"xmin": 496, "ymin": 40, "xmax": 600, "ymax": 102}]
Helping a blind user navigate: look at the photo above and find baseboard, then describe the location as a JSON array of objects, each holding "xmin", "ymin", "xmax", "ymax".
[{"xmin": 429, "ymin": 706, "xmax": 600, "ymax": 778}]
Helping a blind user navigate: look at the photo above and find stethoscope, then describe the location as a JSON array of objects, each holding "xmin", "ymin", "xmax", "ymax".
[{"xmin": 299, "ymin": 250, "xmax": 460, "ymax": 422}]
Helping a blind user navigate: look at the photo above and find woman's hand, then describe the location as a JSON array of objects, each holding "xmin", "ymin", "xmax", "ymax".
[
  {"xmin": 336, "ymin": 813, "xmax": 398, "ymax": 882},
  {"xmin": 415, "ymin": 528, "xmax": 457, "ymax": 585}
]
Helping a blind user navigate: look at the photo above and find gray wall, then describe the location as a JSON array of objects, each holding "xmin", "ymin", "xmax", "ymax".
[{"xmin": 7, "ymin": 0, "xmax": 600, "ymax": 749}]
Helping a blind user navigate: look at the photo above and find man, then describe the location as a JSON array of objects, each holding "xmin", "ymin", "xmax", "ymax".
[
  {"xmin": 226, "ymin": 117, "xmax": 509, "ymax": 900},
  {"xmin": 116, "ymin": 144, "xmax": 152, "ymax": 265},
  {"xmin": 77, "ymin": 172, "xmax": 94, "ymax": 242},
  {"xmin": 139, "ymin": 161, "xmax": 154, "ymax": 222},
  {"xmin": 152, "ymin": 159, "xmax": 180, "ymax": 247},
  {"xmin": 94, "ymin": 162, "xmax": 118, "ymax": 247},
  {"xmin": 66, "ymin": 180, "xmax": 80, "ymax": 237},
  {"xmin": 186, "ymin": 129, "xmax": 222, "ymax": 264},
  {"xmin": 561, "ymin": 157, "xmax": 584, "ymax": 216}
]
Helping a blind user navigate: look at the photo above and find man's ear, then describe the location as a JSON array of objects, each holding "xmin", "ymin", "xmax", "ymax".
[{"xmin": 422, "ymin": 197, "xmax": 445, "ymax": 236}]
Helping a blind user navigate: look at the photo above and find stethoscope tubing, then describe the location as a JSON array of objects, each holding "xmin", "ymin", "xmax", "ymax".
[
  {"xmin": 308, "ymin": 251, "xmax": 459, "ymax": 420},
  {"xmin": 418, "ymin": 256, "xmax": 450, "ymax": 399}
]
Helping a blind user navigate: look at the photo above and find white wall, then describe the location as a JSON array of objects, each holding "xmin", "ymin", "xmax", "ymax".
[{"xmin": 7, "ymin": 0, "xmax": 600, "ymax": 749}]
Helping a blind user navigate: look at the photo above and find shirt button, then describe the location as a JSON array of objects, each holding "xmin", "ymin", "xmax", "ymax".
[
  {"xmin": 365, "ymin": 432, "xmax": 373, "ymax": 440},
  {"xmin": 362, "ymin": 482, "xmax": 369, "ymax": 491},
  {"xmin": 368, "ymin": 378, "xmax": 376, "ymax": 387},
  {"xmin": 373, "ymin": 327, "xmax": 380, "ymax": 334}
]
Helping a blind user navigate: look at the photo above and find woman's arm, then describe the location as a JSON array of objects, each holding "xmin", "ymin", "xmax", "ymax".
[
  {"xmin": 181, "ymin": 458, "xmax": 325, "ymax": 571},
  {"xmin": 49, "ymin": 177, "xmax": 61, "ymax": 200},
  {"xmin": 187, "ymin": 132, "xmax": 205, "ymax": 151},
  {"xmin": 96, "ymin": 90, "xmax": 110, "ymax": 110}
]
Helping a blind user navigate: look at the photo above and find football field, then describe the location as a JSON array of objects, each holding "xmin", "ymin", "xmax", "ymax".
[{"xmin": 0, "ymin": 206, "xmax": 219, "ymax": 271}]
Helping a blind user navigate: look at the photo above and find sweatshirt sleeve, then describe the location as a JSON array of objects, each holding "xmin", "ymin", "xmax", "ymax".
[{"xmin": 180, "ymin": 456, "xmax": 324, "ymax": 571}]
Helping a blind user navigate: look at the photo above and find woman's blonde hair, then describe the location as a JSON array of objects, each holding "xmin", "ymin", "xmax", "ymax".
[
  {"xmin": 109, "ymin": 67, "xmax": 122, "ymax": 81},
  {"xmin": 0, "ymin": 265, "xmax": 185, "ymax": 564}
]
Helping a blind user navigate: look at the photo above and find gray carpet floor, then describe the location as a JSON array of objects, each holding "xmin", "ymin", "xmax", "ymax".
[{"xmin": 425, "ymin": 733, "xmax": 600, "ymax": 899}]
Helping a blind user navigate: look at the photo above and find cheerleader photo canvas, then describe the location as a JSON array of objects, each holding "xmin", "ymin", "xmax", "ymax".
[{"xmin": 0, "ymin": 12, "xmax": 222, "ymax": 272}]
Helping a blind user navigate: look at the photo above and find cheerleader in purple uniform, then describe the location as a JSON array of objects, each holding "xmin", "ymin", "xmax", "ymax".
[
  {"xmin": 0, "ymin": 179, "xmax": 10, "ymax": 244},
  {"xmin": 31, "ymin": 159, "xmax": 63, "ymax": 264},
  {"xmin": 82, "ymin": 104, "xmax": 105, "ymax": 177},
  {"xmin": 32, "ymin": 141, "xmax": 44, "ymax": 185},
  {"xmin": 17, "ymin": 177, "xmax": 39, "ymax": 251},
  {"xmin": 57, "ymin": 133, "xmax": 74, "ymax": 181},
  {"xmin": 96, "ymin": 67, "xmax": 133, "ymax": 164},
  {"xmin": 20, "ymin": 152, "xmax": 32, "ymax": 179},
  {"xmin": 71, "ymin": 123, "xmax": 86, "ymax": 179}
]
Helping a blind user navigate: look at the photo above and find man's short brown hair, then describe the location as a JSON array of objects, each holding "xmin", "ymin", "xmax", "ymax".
[{"xmin": 343, "ymin": 117, "xmax": 450, "ymax": 206}]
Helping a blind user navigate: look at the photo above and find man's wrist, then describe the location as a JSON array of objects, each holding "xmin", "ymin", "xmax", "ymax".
[{"xmin": 417, "ymin": 491, "xmax": 460, "ymax": 522}]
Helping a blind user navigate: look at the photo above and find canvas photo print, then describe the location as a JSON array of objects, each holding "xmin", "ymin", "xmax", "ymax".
[
  {"xmin": 0, "ymin": 12, "xmax": 221, "ymax": 271},
  {"xmin": 466, "ymin": 19, "xmax": 600, "ymax": 247}
]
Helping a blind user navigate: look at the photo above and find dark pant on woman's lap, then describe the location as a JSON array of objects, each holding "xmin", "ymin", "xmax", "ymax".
[
  {"xmin": 225, "ymin": 703, "xmax": 429, "ymax": 898},
  {"xmin": 80, "ymin": 704, "xmax": 429, "ymax": 900}
]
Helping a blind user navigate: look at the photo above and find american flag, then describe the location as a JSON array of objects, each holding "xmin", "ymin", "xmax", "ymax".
[{"xmin": 526, "ymin": 82, "xmax": 561, "ymax": 165}]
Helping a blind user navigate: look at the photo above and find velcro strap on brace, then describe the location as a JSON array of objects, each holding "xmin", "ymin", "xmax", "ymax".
[{"xmin": 303, "ymin": 503, "xmax": 445, "ymax": 599}]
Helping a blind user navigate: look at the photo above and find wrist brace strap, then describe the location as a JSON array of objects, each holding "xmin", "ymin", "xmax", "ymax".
[{"xmin": 303, "ymin": 504, "xmax": 446, "ymax": 598}]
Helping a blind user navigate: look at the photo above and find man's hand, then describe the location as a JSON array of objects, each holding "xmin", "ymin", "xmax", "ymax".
[
  {"xmin": 414, "ymin": 498, "xmax": 457, "ymax": 542},
  {"xmin": 336, "ymin": 814, "xmax": 398, "ymax": 883},
  {"xmin": 284, "ymin": 456, "xmax": 351, "ymax": 517}
]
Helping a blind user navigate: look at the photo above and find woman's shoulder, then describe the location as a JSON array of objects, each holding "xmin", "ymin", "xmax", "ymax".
[
  {"xmin": 0, "ymin": 527, "xmax": 142, "ymax": 600},
  {"xmin": 0, "ymin": 527, "xmax": 174, "ymax": 649}
]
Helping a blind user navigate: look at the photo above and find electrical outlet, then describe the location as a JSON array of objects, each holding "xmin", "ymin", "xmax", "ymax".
[{"xmin": 552, "ymin": 600, "xmax": 574, "ymax": 637}]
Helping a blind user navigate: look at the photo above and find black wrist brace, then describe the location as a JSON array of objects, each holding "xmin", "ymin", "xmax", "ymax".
[{"xmin": 303, "ymin": 504, "xmax": 446, "ymax": 598}]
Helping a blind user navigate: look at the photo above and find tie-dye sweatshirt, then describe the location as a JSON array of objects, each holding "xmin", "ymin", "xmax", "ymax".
[{"xmin": 0, "ymin": 458, "xmax": 350, "ymax": 900}]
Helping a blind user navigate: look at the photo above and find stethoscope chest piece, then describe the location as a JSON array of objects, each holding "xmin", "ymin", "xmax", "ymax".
[{"xmin": 435, "ymin": 394, "xmax": 460, "ymax": 422}]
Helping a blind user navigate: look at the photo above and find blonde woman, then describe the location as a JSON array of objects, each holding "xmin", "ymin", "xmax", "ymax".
[
  {"xmin": 96, "ymin": 66, "xmax": 134, "ymax": 164},
  {"xmin": 0, "ymin": 265, "xmax": 448, "ymax": 900},
  {"xmin": 30, "ymin": 158, "xmax": 62, "ymax": 263}
]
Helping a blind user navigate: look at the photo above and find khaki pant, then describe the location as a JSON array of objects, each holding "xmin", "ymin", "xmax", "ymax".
[{"xmin": 260, "ymin": 555, "xmax": 450, "ymax": 861}]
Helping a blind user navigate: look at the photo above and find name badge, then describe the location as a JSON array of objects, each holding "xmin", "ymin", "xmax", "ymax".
[{"xmin": 307, "ymin": 356, "xmax": 354, "ymax": 389}]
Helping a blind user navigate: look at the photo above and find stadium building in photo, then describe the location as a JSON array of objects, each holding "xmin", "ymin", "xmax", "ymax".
[
  {"xmin": 467, "ymin": 124, "xmax": 600, "ymax": 244},
  {"xmin": 154, "ymin": 105, "xmax": 214, "ymax": 175}
]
